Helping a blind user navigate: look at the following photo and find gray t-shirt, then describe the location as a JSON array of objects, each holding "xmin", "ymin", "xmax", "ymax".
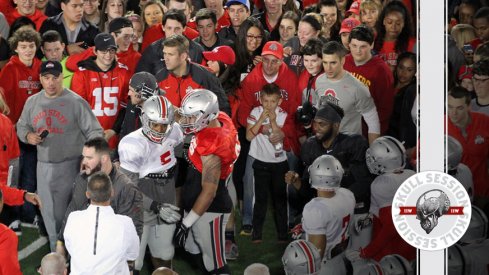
[
  {"xmin": 314, "ymin": 72, "xmax": 377, "ymax": 135},
  {"xmin": 17, "ymin": 88, "xmax": 103, "ymax": 163},
  {"xmin": 470, "ymin": 98, "xmax": 489, "ymax": 117}
]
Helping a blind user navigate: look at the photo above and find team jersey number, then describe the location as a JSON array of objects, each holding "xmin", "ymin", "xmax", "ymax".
[
  {"xmin": 341, "ymin": 214, "xmax": 351, "ymax": 242},
  {"xmin": 92, "ymin": 87, "xmax": 119, "ymax": 117},
  {"xmin": 160, "ymin": 151, "xmax": 171, "ymax": 165}
]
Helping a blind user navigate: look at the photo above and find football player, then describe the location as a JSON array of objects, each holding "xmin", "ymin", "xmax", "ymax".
[
  {"xmin": 302, "ymin": 155, "xmax": 356, "ymax": 274},
  {"xmin": 118, "ymin": 95, "xmax": 184, "ymax": 272},
  {"xmin": 173, "ymin": 89, "xmax": 240, "ymax": 274}
]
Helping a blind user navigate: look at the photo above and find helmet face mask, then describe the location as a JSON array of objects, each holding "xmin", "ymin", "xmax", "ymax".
[
  {"xmin": 178, "ymin": 89, "xmax": 219, "ymax": 134},
  {"xmin": 308, "ymin": 155, "xmax": 344, "ymax": 191},
  {"xmin": 140, "ymin": 96, "xmax": 174, "ymax": 144},
  {"xmin": 366, "ymin": 136, "xmax": 406, "ymax": 175}
]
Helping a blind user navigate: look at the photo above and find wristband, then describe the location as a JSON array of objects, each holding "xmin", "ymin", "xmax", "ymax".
[{"xmin": 182, "ymin": 210, "xmax": 201, "ymax": 228}]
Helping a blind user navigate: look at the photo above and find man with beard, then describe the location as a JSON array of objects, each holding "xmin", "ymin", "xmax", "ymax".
[
  {"xmin": 285, "ymin": 103, "xmax": 374, "ymax": 238},
  {"xmin": 55, "ymin": 137, "xmax": 143, "ymax": 261}
]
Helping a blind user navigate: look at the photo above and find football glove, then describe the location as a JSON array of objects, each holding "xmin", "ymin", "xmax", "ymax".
[
  {"xmin": 173, "ymin": 222, "xmax": 190, "ymax": 247},
  {"xmin": 158, "ymin": 203, "xmax": 181, "ymax": 224}
]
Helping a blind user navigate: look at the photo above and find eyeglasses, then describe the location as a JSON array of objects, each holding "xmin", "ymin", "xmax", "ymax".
[
  {"xmin": 472, "ymin": 77, "xmax": 489, "ymax": 83},
  {"xmin": 246, "ymin": 34, "xmax": 263, "ymax": 41},
  {"xmin": 98, "ymin": 49, "xmax": 117, "ymax": 55}
]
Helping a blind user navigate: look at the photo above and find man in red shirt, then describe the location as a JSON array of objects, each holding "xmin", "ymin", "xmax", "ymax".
[
  {"xmin": 447, "ymin": 86, "xmax": 489, "ymax": 212},
  {"xmin": 186, "ymin": 0, "xmax": 231, "ymax": 32},
  {"xmin": 343, "ymin": 25, "xmax": 395, "ymax": 135},
  {"xmin": 6, "ymin": 0, "xmax": 47, "ymax": 30},
  {"xmin": 71, "ymin": 33, "xmax": 130, "ymax": 148}
]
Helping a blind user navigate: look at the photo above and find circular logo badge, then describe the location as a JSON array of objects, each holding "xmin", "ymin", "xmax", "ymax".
[{"xmin": 392, "ymin": 171, "xmax": 472, "ymax": 251}]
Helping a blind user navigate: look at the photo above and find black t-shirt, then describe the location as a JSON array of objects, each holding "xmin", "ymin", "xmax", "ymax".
[{"xmin": 0, "ymin": 37, "xmax": 10, "ymax": 62}]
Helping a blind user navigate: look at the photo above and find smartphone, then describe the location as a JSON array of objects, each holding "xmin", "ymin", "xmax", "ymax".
[
  {"xmin": 463, "ymin": 44, "xmax": 473, "ymax": 54},
  {"xmin": 39, "ymin": 130, "xmax": 49, "ymax": 139}
]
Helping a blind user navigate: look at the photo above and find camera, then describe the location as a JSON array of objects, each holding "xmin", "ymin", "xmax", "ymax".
[{"xmin": 296, "ymin": 101, "xmax": 317, "ymax": 126}]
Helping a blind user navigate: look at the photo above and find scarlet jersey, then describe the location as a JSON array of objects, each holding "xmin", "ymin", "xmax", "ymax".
[
  {"xmin": 118, "ymin": 124, "xmax": 184, "ymax": 178},
  {"xmin": 302, "ymin": 188, "xmax": 355, "ymax": 260},
  {"xmin": 70, "ymin": 62, "xmax": 130, "ymax": 131},
  {"xmin": 188, "ymin": 112, "xmax": 239, "ymax": 179},
  {"xmin": 0, "ymin": 113, "xmax": 20, "ymax": 184}
]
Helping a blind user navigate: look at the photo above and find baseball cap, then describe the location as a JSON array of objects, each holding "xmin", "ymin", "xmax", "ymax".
[
  {"xmin": 40, "ymin": 61, "xmax": 63, "ymax": 76},
  {"xmin": 203, "ymin": 46, "xmax": 236, "ymax": 65},
  {"xmin": 261, "ymin": 41, "xmax": 283, "ymax": 59},
  {"xmin": 346, "ymin": 1, "xmax": 360, "ymax": 16},
  {"xmin": 339, "ymin": 18, "xmax": 361, "ymax": 34},
  {"xmin": 94, "ymin": 33, "xmax": 117, "ymax": 51},
  {"xmin": 458, "ymin": 65, "xmax": 473, "ymax": 81},
  {"xmin": 225, "ymin": 0, "xmax": 250, "ymax": 10},
  {"xmin": 109, "ymin": 17, "xmax": 133, "ymax": 33}
]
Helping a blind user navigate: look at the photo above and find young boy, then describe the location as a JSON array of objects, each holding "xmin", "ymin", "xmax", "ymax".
[{"xmin": 246, "ymin": 83, "xmax": 289, "ymax": 243}]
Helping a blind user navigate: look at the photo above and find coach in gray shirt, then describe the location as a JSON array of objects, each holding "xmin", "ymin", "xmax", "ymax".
[{"xmin": 17, "ymin": 60, "xmax": 103, "ymax": 251}]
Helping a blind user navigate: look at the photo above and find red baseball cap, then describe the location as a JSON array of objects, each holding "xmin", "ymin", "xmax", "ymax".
[
  {"xmin": 346, "ymin": 0, "xmax": 360, "ymax": 16},
  {"xmin": 458, "ymin": 65, "xmax": 473, "ymax": 81},
  {"xmin": 339, "ymin": 18, "xmax": 361, "ymax": 34},
  {"xmin": 202, "ymin": 46, "xmax": 236, "ymax": 65},
  {"xmin": 261, "ymin": 41, "xmax": 283, "ymax": 59}
]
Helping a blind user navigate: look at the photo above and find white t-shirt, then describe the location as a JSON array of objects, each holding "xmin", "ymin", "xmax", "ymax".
[
  {"xmin": 247, "ymin": 106, "xmax": 288, "ymax": 163},
  {"xmin": 118, "ymin": 123, "xmax": 184, "ymax": 178},
  {"xmin": 302, "ymin": 188, "xmax": 355, "ymax": 260}
]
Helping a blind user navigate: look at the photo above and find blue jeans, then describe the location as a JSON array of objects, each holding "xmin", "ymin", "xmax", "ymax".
[{"xmin": 241, "ymin": 155, "xmax": 255, "ymax": 226}]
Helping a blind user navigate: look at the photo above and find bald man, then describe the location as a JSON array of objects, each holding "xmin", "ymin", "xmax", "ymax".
[{"xmin": 39, "ymin": 252, "xmax": 67, "ymax": 275}]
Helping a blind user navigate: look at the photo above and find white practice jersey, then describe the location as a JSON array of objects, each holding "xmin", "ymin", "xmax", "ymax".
[
  {"xmin": 302, "ymin": 188, "xmax": 355, "ymax": 260},
  {"xmin": 118, "ymin": 123, "xmax": 184, "ymax": 178},
  {"xmin": 369, "ymin": 170, "xmax": 415, "ymax": 217}
]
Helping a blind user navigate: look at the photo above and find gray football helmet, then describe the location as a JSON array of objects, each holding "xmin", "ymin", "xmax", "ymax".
[
  {"xmin": 308, "ymin": 155, "xmax": 344, "ymax": 191},
  {"xmin": 178, "ymin": 89, "xmax": 219, "ymax": 134},
  {"xmin": 448, "ymin": 244, "xmax": 472, "ymax": 275},
  {"xmin": 140, "ymin": 95, "xmax": 174, "ymax": 143},
  {"xmin": 447, "ymin": 135, "xmax": 463, "ymax": 171},
  {"xmin": 353, "ymin": 259, "xmax": 384, "ymax": 275},
  {"xmin": 380, "ymin": 254, "xmax": 414, "ymax": 275},
  {"xmin": 129, "ymin": 72, "xmax": 160, "ymax": 100},
  {"xmin": 282, "ymin": 240, "xmax": 321, "ymax": 275},
  {"xmin": 459, "ymin": 206, "xmax": 488, "ymax": 244},
  {"xmin": 366, "ymin": 136, "xmax": 406, "ymax": 175}
]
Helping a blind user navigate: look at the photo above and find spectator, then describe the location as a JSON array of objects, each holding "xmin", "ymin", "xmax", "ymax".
[
  {"xmin": 456, "ymin": 0, "xmax": 479, "ymax": 26},
  {"xmin": 344, "ymin": 25, "xmax": 395, "ymax": 135},
  {"xmin": 6, "ymin": 0, "xmax": 47, "ymax": 30},
  {"xmin": 56, "ymin": 137, "xmax": 143, "ymax": 259},
  {"xmin": 99, "ymin": 0, "xmax": 126, "ymax": 33},
  {"xmin": 316, "ymin": 0, "xmax": 341, "ymax": 42},
  {"xmin": 119, "ymin": 95, "xmax": 184, "ymax": 272},
  {"xmin": 39, "ymin": 252, "xmax": 67, "ymax": 275},
  {"xmin": 254, "ymin": 0, "xmax": 286, "ymax": 41},
  {"xmin": 125, "ymin": 12, "xmax": 143, "ymax": 51},
  {"xmin": 218, "ymin": 0, "xmax": 252, "ymax": 43},
  {"xmin": 0, "ymin": 91, "xmax": 20, "ymax": 188},
  {"xmin": 374, "ymin": 0, "xmax": 416, "ymax": 70},
  {"xmin": 70, "ymin": 33, "xmax": 131, "ymax": 148},
  {"xmin": 314, "ymin": 41, "xmax": 380, "ymax": 143},
  {"xmin": 451, "ymin": 24, "xmax": 476, "ymax": 65},
  {"xmin": 345, "ymin": 0, "xmax": 360, "ymax": 21},
  {"xmin": 203, "ymin": 45, "xmax": 236, "ymax": 78},
  {"xmin": 64, "ymin": 172, "xmax": 139, "ymax": 274},
  {"xmin": 0, "ymin": 189, "xmax": 22, "ymax": 275},
  {"xmin": 447, "ymin": 86, "xmax": 489, "ymax": 215},
  {"xmin": 194, "ymin": 9, "xmax": 233, "ymax": 51},
  {"xmin": 40, "ymin": 0, "xmax": 100, "ymax": 55},
  {"xmin": 457, "ymin": 65, "xmax": 474, "ymax": 92},
  {"xmin": 187, "ymin": 0, "xmax": 231, "ymax": 33},
  {"xmin": 471, "ymin": 60, "xmax": 489, "ymax": 116},
  {"xmin": 174, "ymin": 89, "xmax": 239, "ymax": 274},
  {"xmin": 142, "ymin": 0, "xmax": 165, "ymax": 30},
  {"xmin": 0, "ymin": 12, "xmax": 10, "ymax": 39},
  {"xmin": 278, "ymin": 11, "xmax": 299, "ymax": 46},
  {"xmin": 474, "ymin": 41, "xmax": 489, "ymax": 63},
  {"xmin": 8, "ymin": 16, "xmax": 37, "ymax": 39},
  {"xmin": 16, "ymin": 60, "xmax": 103, "ymax": 251},
  {"xmin": 155, "ymin": 34, "xmax": 230, "ymax": 113},
  {"xmin": 83, "ymin": 0, "xmax": 101, "ymax": 26},
  {"xmin": 339, "ymin": 17, "xmax": 361, "ymax": 51},
  {"xmin": 359, "ymin": 0, "xmax": 382, "ymax": 30},
  {"xmin": 137, "ymin": 10, "xmax": 204, "ymax": 74},
  {"xmin": 301, "ymin": 155, "xmax": 355, "ymax": 273},
  {"xmin": 40, "ymin": 30, "xmax": 73, "ymax": 88},
  {"xmin": 166, "ymin": 0, "xmax": 198, "ymax": 38},
  {"xmin": 246, "ymin": 83, "xmax": 289, "ymax": 243}
]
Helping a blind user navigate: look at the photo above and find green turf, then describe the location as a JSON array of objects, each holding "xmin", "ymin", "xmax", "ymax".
[{"xmin": 19, "ymin": 207, "xmax": 288, "ymax": 275}]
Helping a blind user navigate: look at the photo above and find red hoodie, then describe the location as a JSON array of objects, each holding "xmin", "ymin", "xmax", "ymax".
[
  {"xmin": 66, "ymin": 46, "xmax": 141, "ymax": 75},
  {"xmin": 0, "ymin": 56, "xmax": 42, "ymax": 124},
  {"xmin": 6, "ymin": 9, "xmax": 47, "ymax": 30},
  {"xmin": 237, "ymin": 63, "xmax": 301, "ymax": 154},
  {"xmin": 141, "ymin": 24, "xmax": 199, "ymax": 52},
  {"xmin": 0, "ymin": 224, "xmax": 21, "ymax": 275},
  {"xmin": 344, "ymin": 54, "xmax": 395, "ymax": 134},
  {"xmin": 0, "ymin": 113, "xmax": 20, "ymax": 185}
]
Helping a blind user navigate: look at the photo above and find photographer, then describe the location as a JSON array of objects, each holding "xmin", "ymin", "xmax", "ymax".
[{"xmin": 296, "ymin": 38, "xmax": 324, "ymax": 143}]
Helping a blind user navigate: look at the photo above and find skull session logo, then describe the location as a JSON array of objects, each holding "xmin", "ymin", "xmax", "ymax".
[{"xmin": 392, "ymin": 171, "xmax": 471, "ymax": 250}]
